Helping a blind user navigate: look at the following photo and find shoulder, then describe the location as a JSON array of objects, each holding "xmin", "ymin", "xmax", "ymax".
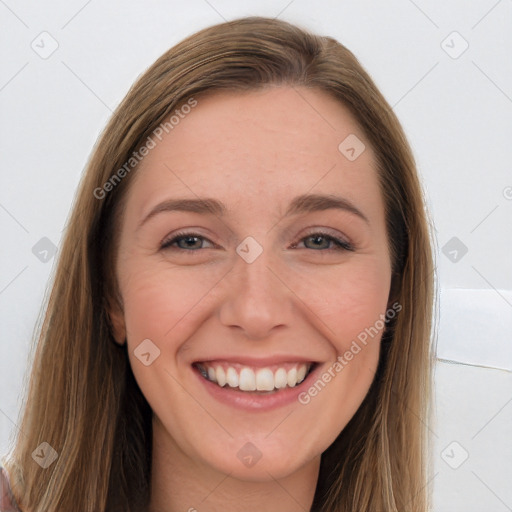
[{"xmin": 0, "ymin": 464, "xmax": 21, "ymax": 512}]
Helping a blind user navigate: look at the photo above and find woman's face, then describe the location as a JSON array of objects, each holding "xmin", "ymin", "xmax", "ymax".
[{"xmin": 111, "ymin": 86, "xmax": 392, "ymax": 481}]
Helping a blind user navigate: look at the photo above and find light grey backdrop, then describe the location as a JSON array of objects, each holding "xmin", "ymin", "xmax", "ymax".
[{"xmin": 1, "ymin": 1, "xmax": 511, "ymax": 510}]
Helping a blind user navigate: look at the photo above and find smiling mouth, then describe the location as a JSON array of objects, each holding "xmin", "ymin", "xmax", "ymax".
[{"xmin": 193, "ymin": 361, "xmax": 317, "ymax": 393}]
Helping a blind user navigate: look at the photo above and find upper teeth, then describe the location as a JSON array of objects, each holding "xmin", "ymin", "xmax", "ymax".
[{"xmin": 197, "ymin": 362, "xmax": 311, "ymax": 392}]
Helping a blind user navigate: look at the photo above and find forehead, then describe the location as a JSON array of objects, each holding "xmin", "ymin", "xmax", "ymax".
[{"xmin": 126, "ymin": 86, "xmax": 383, "ymax": 223}]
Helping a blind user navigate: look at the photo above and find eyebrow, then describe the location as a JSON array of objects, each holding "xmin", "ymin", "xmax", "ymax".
[{"xmin": 139, "ymin": 193, "xmax": 370, "ymax": 228}]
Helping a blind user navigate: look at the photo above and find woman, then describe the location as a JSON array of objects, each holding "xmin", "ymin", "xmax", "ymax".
[{"xmin": 1, "ymin": 16, "xmax": 435, "ymax": 512}]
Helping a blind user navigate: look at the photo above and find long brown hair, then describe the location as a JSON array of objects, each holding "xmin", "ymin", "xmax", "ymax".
[{"xmin": 3, "ymin": 16, "xmax": 435, "ymax": 511}]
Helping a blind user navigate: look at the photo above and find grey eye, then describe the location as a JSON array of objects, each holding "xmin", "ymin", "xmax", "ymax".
[
  {"xmin": 161, "ymin": 233, "xmax": 214, "ymax": 251},
  {"xmin": 303, "ymin": 234, "xmax": 332, "ymax": 250},
  {"xmin": 176, "ymin": 235, "xmax": 204, "ymax": 250}
]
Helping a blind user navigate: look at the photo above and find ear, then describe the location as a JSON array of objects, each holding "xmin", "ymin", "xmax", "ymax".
[{"xmin": 108, "ymin": 299, "xmax": 126, "ymax": 345}]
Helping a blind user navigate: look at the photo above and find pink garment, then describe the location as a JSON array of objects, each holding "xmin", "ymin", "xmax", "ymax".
[{"xmin": 0, "ymin": 465, "xmax": 20, "ymax": 512}]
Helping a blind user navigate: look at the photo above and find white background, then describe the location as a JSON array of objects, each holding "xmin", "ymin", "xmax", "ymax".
[{"xmin": 1, "ymin": 1, "xmax": 511, "ymax": 510}]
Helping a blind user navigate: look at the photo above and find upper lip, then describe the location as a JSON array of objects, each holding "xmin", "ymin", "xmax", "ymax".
[{"xmin": 192, "ymin": 356, "xmax": 318, "ymax": 367}]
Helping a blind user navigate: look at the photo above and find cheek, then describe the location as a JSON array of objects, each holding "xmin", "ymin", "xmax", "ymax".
[
  {"xmin": 293, "ymin": 262, "xmax": 389, "ymax": 431},
  {"xmin": 121, "ymin": 269, "xmax": 180, "ymax": 341},
  {"xmin": 118, "ymin": 261, "xmax": 226, "ymax": 348},
  {"xmin": 118, "ymin": 265, "xmax": 211, "ymax": 413},
  {"xmin": 291, "ymin": 257, "xmax": 392, "ymax": 350}
]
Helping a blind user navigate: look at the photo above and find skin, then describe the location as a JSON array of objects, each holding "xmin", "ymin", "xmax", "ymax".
[{"xmin": 110, "ymin": 86, "xmax": 392, "ymax": 512}]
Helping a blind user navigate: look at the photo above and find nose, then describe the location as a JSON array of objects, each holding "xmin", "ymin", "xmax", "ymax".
[{"xmin": 218, "ymin": 246, "xmax": 293, "ymax": 340}]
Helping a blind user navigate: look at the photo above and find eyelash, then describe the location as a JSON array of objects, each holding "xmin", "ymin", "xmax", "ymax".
[{"xmin": 160, "ymin": 230, "xmax": 354, "ymax": 252}]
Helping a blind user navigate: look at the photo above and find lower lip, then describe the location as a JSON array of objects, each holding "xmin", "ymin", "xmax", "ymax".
[{"xmin": 192, "ymin": 364, "xmax": 321, "ymax": 411}]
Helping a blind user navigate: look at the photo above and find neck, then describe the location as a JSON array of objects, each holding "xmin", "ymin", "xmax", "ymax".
[{"xmin": 148, "ymin": 417, "xmax": 320, "ymax": 512}]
